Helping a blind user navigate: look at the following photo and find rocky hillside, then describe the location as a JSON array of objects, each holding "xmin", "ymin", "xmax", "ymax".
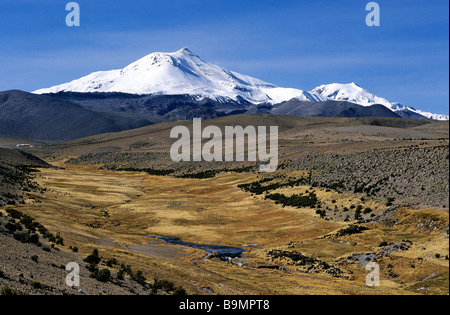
[
  {"xmin": 0, "ymin": 208, "xmax": 186, "ymax": 295},
  {"xmin": 286, "ymin": 144, "xmax": 449, "ymax": 210},
  {"xmin": 0, "ymin": 90, "xmax": 157, "ymax": 142},
  {"xmin": 0, "ymin": 148, "xmax": 52, "ymax": 207}
]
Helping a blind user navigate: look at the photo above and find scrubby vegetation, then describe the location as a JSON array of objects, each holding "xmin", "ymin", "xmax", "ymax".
[
  {"xmin": 82, "ymin": 248, "xmax": 187, "ymax": 295},
  {"xmin": 265, "ymin": 192, "xmax": 319, "ymax": 209},
  {"xmin": 287, "ymin": 145, "xmax": 449, "ymax": 210},
  {"xmin": 266, "ymin": 250, "xmax": 349, "ymax": 278},
  {"xmin": 1, "ymin": 208, "xmax": 63, "ymax": 247},
  {"xmin": 238, "ymin": 176, "xmax": 308, "ymax": 195},
  {"xmin": 177, "ymin": 165, "xmax": 257, "ymax": 179},
  {"xmin": 177, "ymin": 170, "xmax": 218, "ymax": 179},
  {"xmin": 152, "ymin": 278, "xmax": 186, "ymax": 295},
  {"xmin": 118, "ymin": 167, "xmax": 176, "ymax": 176},
  {"xmin": 0, "ymin": 149, "xmax": 51, "ymax": 207}
]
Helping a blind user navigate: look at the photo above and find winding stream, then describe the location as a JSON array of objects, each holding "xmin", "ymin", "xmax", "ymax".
[{"xmin": 146, "ymin": 235, "xmax": 245, "ymax": 260}]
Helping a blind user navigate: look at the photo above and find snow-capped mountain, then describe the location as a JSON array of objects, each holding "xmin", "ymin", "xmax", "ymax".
[
  {"xmin": 33, "ymin": 48, "xmax": 448, "ymax": 120},
  {"xmin": 311, "ymin": 82, "xmax": 449, "ymax": 121},
  {"xmin": 390, "ymin": 103, "xmax": 449, "ymax": 121},
  {"xmin": 33, "ymin": 47, "xmax": 325, "ymax": 104},
  {"xmin": 311, "ymin": 83, "xmax": 392, "ymax": 107}
]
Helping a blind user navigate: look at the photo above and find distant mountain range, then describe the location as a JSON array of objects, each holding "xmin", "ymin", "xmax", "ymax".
[
  {"xmin": 311, "ymin": 83, "xmax": 449, "ymax": 121},
  {"xmin": 0, "ymin": 48, "xmax": 447, "ymax": 142},
  {"xmin": 33, "ymin": 47, "xmax": 327, "ymax": 104},
  {"xmin": 33, "ymin": 48, "xmax": 448, "ymax": 121},
  {"xmin": 0, "ymin": 90, "xmax": 160, "ymax": 142}
]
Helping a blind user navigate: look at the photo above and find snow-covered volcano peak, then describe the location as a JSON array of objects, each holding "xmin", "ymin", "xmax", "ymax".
[
  {"xmin": 311, "ymin": 82, "xmax": 449, "ymax": 120},
  {"xmin": 119, "ymin": 48, "xmax": 205, "ymax": 75},
  {"xmin": 33, "ymin": 48, "xmax": 324, "ymax": 104},
  {"xmin": 177, "ymin": 47, "xmax": 196, "ymax": 55},
  {"xmin": 32, "ymin": 49, "xmax": 447, "ymax": 120},
  {"xmin": 311, "ymin": 82, "xmax": 391, "ymax": 107}
]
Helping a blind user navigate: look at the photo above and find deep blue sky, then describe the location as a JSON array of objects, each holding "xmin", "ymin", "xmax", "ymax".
[{"xmin": 0, "ymin": 0, "xmax": 448, "ymax": 115}]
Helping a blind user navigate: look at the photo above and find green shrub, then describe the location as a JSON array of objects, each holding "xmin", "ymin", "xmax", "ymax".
[
  {"xmin": 119, "ymin": 264, "xmax": 132, "ymax": 276},
  {"xmin": 5, "ymin": 222, "xmax": 18, "ymax": 233},
  {"xmin": 173, "ymin": 286, "xmax": 187, "ymax": 295},
  {"xmin": 131, "ymin": 270, "xmax": 146, "ymax": 285},
  {"xmin": 354, "ymin": 209, "xmax": 362, "ymax": 220},
  {"xmin": 265, "ymin": 192, "xmax": 318, "ymax": 209},
  {"xmin": 13, "ymin": 232, "xmax": 39, "ymax": 244},
  {"xmin": 153, "ymin": 278, "xmax": 176, "ymax": 292},
  {"xmin": 95, "ymin": 269, "xmax": 111, "ymax": 282},
  {"xmin": 5, "ymin": 208, "xmax": 22, "ymax": 220},
  {"xmin": 30, "ymin": 281, "xmax": 42, "ymax": 289},
  {"xmin": 117, "ymin": 269, "xmax": 124, "ymax": 280},
  {"xmin": 55, "ymin": 233, "xmax": 64, "ymax": 245},
  {"xmin": 84, "ymin": 249, "xmax": 101, "ymax": 265},
  {"xmin": 363, "ymin": 207, "xmax": 372, "ymax": 214},
  {"xmin": 106, "ymin": 258, "xmax": 118, "ymax": 267},
  {"xmin": 386, "ymin": 197, "xmax": 395, "ymax": 206},
  {"xmin": 46, "ymin": 233, "xmax": 56, "ymax": 243},
  {"xmin": 86, "ymin": 263, "xmax": 98, "ymax": 273},
  {"xmin": 1, "ymin": 286, "xmax": 21, "ymax": 295},
  {"xmin": 37, "ymin": 225, "xmax": 48, "ymax": 236}
]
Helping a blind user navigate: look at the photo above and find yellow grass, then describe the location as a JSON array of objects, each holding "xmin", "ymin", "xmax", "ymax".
[{"xmin": 5, "ymin": 164, "xmax": 448, "ymax": 295}]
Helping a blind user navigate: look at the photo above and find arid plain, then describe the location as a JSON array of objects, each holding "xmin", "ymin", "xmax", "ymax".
[{"xmin": 1, "ymin": 115, "xmax": 448, "ymax": 295}]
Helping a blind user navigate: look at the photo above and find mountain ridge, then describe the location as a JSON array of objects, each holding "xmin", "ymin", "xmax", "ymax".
[
  {"xmin": 0, "ymin": 90, "xmax": 160, "ymax": 142},
  {"xmin": 32, "ymin": 48, "xmax": 448, "ymax": 121},
  {"xmin": 312, "ymin": 83, "xmax": 448, "ymax": 121},
  {"xmin": 33, "ymin": 48, "xmax": 325, "ymax": 105}
]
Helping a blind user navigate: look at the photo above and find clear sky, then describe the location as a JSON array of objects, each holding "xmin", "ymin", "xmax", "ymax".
[{"xmin": 0, "ymin": 0, "xmax": 448, "ymax": 115}]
